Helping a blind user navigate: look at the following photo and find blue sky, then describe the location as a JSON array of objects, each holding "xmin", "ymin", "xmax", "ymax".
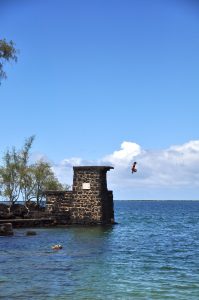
[{"xmin": 0, "ymin": 0, "xmax": 199, "ymax": 199}]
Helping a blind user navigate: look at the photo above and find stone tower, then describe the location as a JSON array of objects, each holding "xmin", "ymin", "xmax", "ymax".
[
  {"xmin": 45, "ymin": 166, "xmax": 114, "ymax": 225},
  {"xmin": 72, "ymin": 166, "xmax": 114, "ymax": 224}
]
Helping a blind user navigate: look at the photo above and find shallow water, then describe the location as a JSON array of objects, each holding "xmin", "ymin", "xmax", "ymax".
[{"xmin": 1, "ymin": 201, "xmax": 199, "ymax": 299}]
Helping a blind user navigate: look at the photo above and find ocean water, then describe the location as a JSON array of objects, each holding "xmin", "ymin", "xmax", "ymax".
[{"xmin": 1, "ymin": 200, "xmax": 199, "ymax": 300}]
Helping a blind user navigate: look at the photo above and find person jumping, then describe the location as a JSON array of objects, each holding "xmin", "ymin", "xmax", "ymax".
[{"xmin": 131, "ymin": 162, "xmax": 137, "ymax": 173}]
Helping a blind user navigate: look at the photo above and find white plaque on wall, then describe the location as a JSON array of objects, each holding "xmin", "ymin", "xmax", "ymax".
[{"xmin": 82, "ymin": 182, "xmax": 90, "ymax": 190}]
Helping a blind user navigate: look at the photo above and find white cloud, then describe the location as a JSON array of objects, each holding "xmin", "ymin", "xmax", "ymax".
[
  {"xmin": 103, "ymin": 141, "xmax": 142, "ymax": 166},
  {"xmin": 50, "ymin": 140, "xmax": 199, "ymax": 200}
]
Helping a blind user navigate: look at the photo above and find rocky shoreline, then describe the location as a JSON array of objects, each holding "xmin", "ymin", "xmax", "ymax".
[{"xmin": 0, "ymin": 202, "xmax": 54, "ymax": 233}]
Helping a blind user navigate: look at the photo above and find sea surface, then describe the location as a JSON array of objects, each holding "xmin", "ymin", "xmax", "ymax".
[{"xmin": 1, "ymin": 200, "xmax": 199, "ymax": 300}]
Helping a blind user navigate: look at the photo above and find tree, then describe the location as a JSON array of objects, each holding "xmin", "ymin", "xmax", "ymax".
[
  {"xmin": 31, "ymin": 161, "xmax": 65, "ymax": 206},
  {"xmin": 0, "ymin": 136, "xmax": 67, "ymax": 208},
  {"xmin": 0, "ymin": 39, "xmax": 17, "ymax": 83},
  {"xmin": 0, "ymin": 147, "xmax": 21, "ymax": 205},
  {"xmin": 16, "ymin": 136, "xmax": 64, "ymax": 206},
  {"xmin": 18, "ymin": 136, "xmax": 35, "ymax": 203}
]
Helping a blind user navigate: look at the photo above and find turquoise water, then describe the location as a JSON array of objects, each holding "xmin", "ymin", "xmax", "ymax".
[{"xmin": 1, "ymin": 201, "xmax": 199, "ymax": 299}]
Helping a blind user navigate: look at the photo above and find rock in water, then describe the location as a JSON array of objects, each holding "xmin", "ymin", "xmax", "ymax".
[
  {"xmin": 26, "ymin": 231, "xmax": 37, "ymax": 236},
  {"xmin": 0, "ymin": 223, "xmax": 13, "ymax": 236}
]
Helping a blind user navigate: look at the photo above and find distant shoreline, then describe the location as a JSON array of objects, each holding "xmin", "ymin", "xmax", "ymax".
[{"xmin": 114, "ymin": 199, "xmax": 199, "ymax": 201}]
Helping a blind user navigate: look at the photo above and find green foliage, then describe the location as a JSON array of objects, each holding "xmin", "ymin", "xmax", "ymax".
[
  {"xmin": 0, "ymin": 136, "xmax": 66, "ymax": 206},
  {"xmin": 0, "ymin": 147, "xmax": 21, "ymax": 204},
  {"xmin": 31, "ymin": 160, "xmax": 65, "ymax": 206},
  {"xmin": 0, "ymin": 39, "xmax": 17, "ymax": 82}
]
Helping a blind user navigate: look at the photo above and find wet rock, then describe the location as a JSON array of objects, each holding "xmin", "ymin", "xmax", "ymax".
[
  {"xmin": 26, "ymin": 230, "xmax": 37, "ymax": 236},
  {"xmin": 0, "ymin": 223, "xmax": 13, "ymax": 236}
]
